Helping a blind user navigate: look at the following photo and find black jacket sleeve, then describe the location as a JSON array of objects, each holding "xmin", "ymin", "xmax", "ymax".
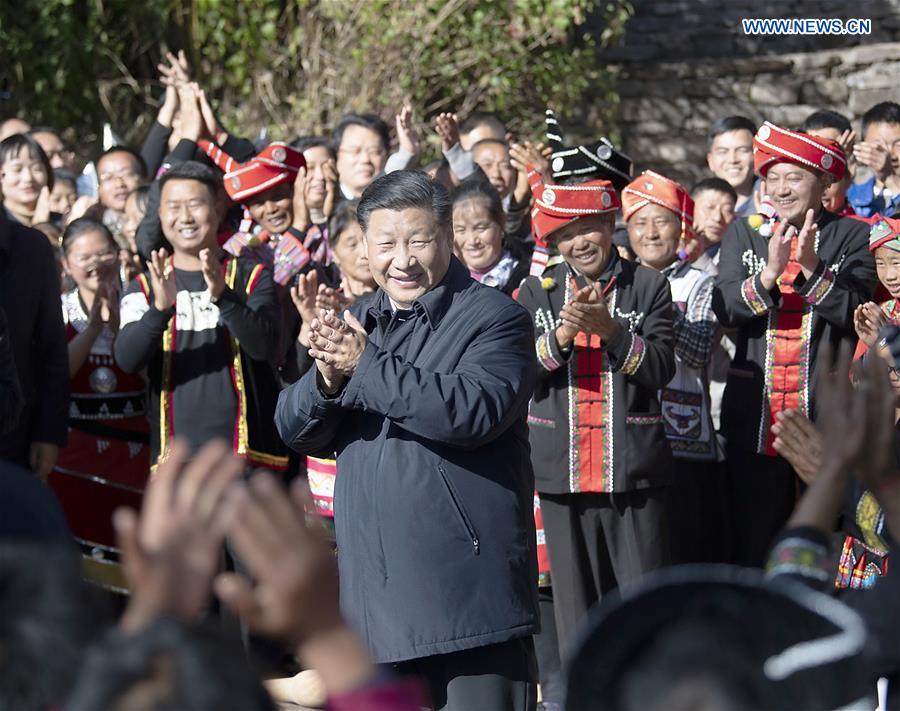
[
  {"xmin": 275, "ymin": 365, "xmax": 348, "ymax": 455},
  {"xmin": 32, "ymin": 239, "xmax": 69, "ymax": 446},
  {"xmin": 604, "ymin": 273, "xmax": 677, "ymax": 390},
  {"xmin": 114, "ymin": 278, "xmax": 172, "ymax": 374},
  {"xmin": 140, "ymin": 121, "xmax": 173, "ymax": 178},
  {"xmin": 0, "ymin": 304, "xmax": 23, "ymax": 436},
  {"xmin": 339, "ymin": 302, "xmax": 537, "ymax": 449},
  {"xmin": 516, "ymin": 276, "xmax": 573, "ymax": 383},
  {"xmin": 216, "ymin": 265, "xmax": 279, "ymax": 362}
]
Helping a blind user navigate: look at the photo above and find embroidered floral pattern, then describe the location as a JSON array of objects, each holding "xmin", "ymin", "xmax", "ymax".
[{"xmin": 620, "ymin": 333, "xmax": 646, "ymax": 375}]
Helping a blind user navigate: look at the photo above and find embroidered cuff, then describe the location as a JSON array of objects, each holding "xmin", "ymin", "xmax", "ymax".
[
  {"xmin": 619, "ymin": 333, "xmax": 646, "ymax": 375},
  {"xmin": 765, "ymin": 528, "xmax": 831, "ymax": 588},
  {"xmin": 740, "ymin": 273, "xmax": 775, "ymax": 316},
  {"xmin": 535, "ymin": 331, "xmax": 570, "ymax": 372},
  {"xmin": 795, "ymin": 260, "xmax": 836, "ymax": 306}
]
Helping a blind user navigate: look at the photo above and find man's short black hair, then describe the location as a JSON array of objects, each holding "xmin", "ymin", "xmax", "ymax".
[
  {"xmin": 459, "ymin": 111, "xmax": 507, "ymax": 139},
  {"xmin": 357, "ymin": 170, "xmax": 451, "ymax": 233},
  {"xmin": 0, "ymin": 133, "xmax": 54, "ymax": 190},
  {"xmin": 64, "ymin": 618, "xmax": 275, "ymax": 711},
  {"xmin": 691, "ymin": 177, "xmax": 738, "ymax": 202},
  {"xmin": 707, "ymin": 116, "xmax": 757, "ymax": 150},
  {"xmin": 331, "ymin": 113, "xmax": 391, "ymax": 154},
  {"xmin": 292, "ymin": 135, "xmax": 337, "ymax": 160},
  {"xmin": 96, "ymin": 145, "xmax": 147, "ymax": 178},
  {"xmin": 53, "ymin": 168, "xmax": 77, "ymax": 188},
  {"xmin": 861, "ymin": 101, "xmax": 900, "ymax": 138},
  {"xmin": 158, "ymin": 160, "xmax": 220, "ymax": 201},
  {"xmin": 800, "ymin": 109, "xmax": 851, "ymax": 135}
]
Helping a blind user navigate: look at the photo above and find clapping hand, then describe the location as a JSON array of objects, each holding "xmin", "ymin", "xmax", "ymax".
[
  {"xmin": 560, "ymin": 283, "xmax": 620, "ymax": 341},
  {"xmin": 854, "ymin": 140, "xmax": 893, "ymax": 183},
  {"xmin": 771, "ymin": 409, "xmax": 823, "ymax": 485},
  {"xmin": 199, "ymin": 248, "xmax": 225, "ymax": 300},
  {"xmin": 854, "ymin": 302, "xmax": 888, "ymax": 349},
  {"xmin": 795, "ymin": 208, "xmax": 820, "ymax": 276},
  {"xmin": 148, "ymin": 249, "xmax": 177, "ymax": 311},
  {"xmin": 760, "ymin": 219, "xmax": 794, "ymax": 290},
  {"xmin": 117, "ymin": 439, "xmax": 244, "ymax": 632},
  {"xmin": 308, "ymin": 310, "xmax": 368, "ymax": 394}
]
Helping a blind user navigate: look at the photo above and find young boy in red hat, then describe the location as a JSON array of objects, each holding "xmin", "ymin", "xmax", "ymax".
[
  {"xmin": 516, "ymin": 167, "xmax": 676, "ymax": 654},
  {"xmin": 713, "ymin": 121, "xmax": 876, "ymax": 566}
]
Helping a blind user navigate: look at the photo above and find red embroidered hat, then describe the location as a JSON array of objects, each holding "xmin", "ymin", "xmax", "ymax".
[
  {"xmin": 621, "ymin": 170, "xmax": 695, "ymax": 243},
  {"xmin": 753, "ymin": 121, "xmax": 846, "ymax": 180},
  {"xmin": 528, "ymin": 165, "xmax": 620, "ymax": 242},
  {"xmin": 869, "ymin": 216, "xmax": 900, "ymax": 253},
  {"xmin": 198, "ymin": 140, "xmax": 305, "ymax": 202}
]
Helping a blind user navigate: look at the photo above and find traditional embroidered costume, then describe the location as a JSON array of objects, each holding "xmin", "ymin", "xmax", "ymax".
[
  {"xmin": 713, "ymin": 121, "xmax": 876, "ymax": 565},
  {"xmin": 48, "ymin": 289, "xmax": 151, "ymax": 591},
  {"xmin": 622, "ymin": 171, "xmax": 723, "ymax": 564},
  {"xmin": 517, "ymin": 167, "xmax": 675, "ymax": 651},
  {"xmin": 115, "ymin": 255, "xmax": 287, "ymax": 470}
]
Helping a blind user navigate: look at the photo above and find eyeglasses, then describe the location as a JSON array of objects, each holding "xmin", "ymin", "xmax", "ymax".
[
  {"xmin": 338, "ymin": 147, "xmax": 386, "ymax": 160},
  {"xmin": 99, "ymin": 169, "xmax": 140, "ymax": 186}
]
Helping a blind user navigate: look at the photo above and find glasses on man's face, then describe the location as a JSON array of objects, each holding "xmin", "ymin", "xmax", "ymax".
[
  {"xmin": 99, "ymin": 169, "xmax": 139, "ymax": 186},
  {"xmin": 338, "ymin": 147, "xmax": 386, "ymax": 161},
  {"xmin": 887, "ymin": 365, "xmax": 900, "ymax": 379}
]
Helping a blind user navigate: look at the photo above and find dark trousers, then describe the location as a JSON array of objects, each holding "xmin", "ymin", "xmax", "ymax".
[
  {"xmin": 534, "ymin": 589, "xmax": 565, "ymax": 706},
  {"xmin": 726, "ymin": 445, "xmax": 798, "ymax": 567},
  {"xmin": 539, "ymin": 488, "xmax": 670, "ymax": 656},
  {"xmin": 395, "ymin": 637, "xmax": 537, "ymax": 711},
  {"xmin": 668, "ymin": 458, "xmax": 730, "ymax": 565}
]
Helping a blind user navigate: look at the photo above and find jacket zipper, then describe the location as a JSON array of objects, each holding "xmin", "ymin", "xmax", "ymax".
[{"xmin": 438, "ymin": 466, "xmax": 480, "ymax": 555}]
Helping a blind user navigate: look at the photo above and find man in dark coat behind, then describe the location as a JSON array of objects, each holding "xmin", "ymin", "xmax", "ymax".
[
  {"xmin": 276, "ymin": 170, "xmax": 539, "ymax": 711},
  {"xmin": 0, "ymin": 211, "xmax": 69, "ymax": 479}
]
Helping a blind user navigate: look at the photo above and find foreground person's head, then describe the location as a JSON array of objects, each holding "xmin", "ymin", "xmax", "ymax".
[
  {"xmin": 158, "ymin": 161, "xmax": 221, "ymax": 257},
  {"xmin": 64, "ymin": 618, "xmax": 275, "ymax": 711},
  {"xmin": 357, "ymin": 170, "xmax": 453, "ymax": 310},
  {"xmin": 566, "ymin": 566, "xmax": 871, "ymax": 711}
]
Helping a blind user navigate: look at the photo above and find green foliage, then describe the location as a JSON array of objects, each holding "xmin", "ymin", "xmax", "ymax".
[{"xmin": 0, "ymin": 0, "xmax": 631, "ymax": 158}]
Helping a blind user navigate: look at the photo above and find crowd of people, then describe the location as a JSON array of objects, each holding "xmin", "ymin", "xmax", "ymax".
[{"xmin": 2, "ymin": 46, "xmax": 900, "ymax": 710}]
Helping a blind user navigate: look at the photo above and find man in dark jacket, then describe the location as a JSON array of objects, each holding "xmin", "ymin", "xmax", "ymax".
[
  {"xmin": 276, "ymin": 170, "xmax": 539, "ymax": 711},
  {"xmin": 0, "ymin": 211, "xmax": 69, "ymax": 479}
]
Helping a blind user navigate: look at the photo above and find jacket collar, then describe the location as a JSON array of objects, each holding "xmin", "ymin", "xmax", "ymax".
[{"xmin": 367, "ymin": 255, "xmax": 471, "ymax": 331}]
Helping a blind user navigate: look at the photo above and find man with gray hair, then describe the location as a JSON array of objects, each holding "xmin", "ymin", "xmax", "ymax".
[{"xmin": 276, "ymin": 170, "xmax": 539, "ymax": 710}]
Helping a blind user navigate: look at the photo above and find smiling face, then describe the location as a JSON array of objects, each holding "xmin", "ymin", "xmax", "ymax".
[
  {"xmin": 333, "ymin": 220, "xmax": 374, "ymax": 287},
  {"xmin": 49, "ymin": 179, "xmax": 77, "ymax": 216},
  {"xmin": 693, "ymin": 188, "xmax": 735, "ymax": 245},
  {"xmin": 553, "ymin": 214, "xmax": 615, "ymax": 280},
  {"xmin": 1, "ymin": 144, "xmax": 49, "ymax": 209},
  {"xmin": 246, "ymin": 182, "xmax": 294, "ymax": 234},
  {"xmin": 764, "ymin": 162, "xmax": 827, "ymax": 226},
  {"xmin": 336, "ymin": 125, "xmax": 388, "ymax": 197},
  {"xmin": 364, "ymin": 206, "xmax": 452, "ymax": 309},
  {"xmin": 875, "ymin": 245, "xmax": 900, "ymax": 300},
  {"xmin": 472, "ymin": 142, "xmax": 515, "ymax": 199},
  {"xmin": 63, "ymin": 228, "xmax": 119, "ymax": 294},
  {"xmin": 452, "ymin": 197, "xmax": 505, "ymax": 272},
  {"xmin": 159, "ymin": 179, "xmax": 218, "ymax": 256},
  {"xmin": 302, "ymin": 145, "xmax": 332, "ymax": 209},
  {"xmin": 627, "ymin": 202, "xmax": 681, "ymax": 271},
  {"xmin": 97, "ymin": 151, "xmax": 142, "ymax": 213},
  {"xmin": 707, "ymin": 129, "xmax": 754, "ymax": 193}
]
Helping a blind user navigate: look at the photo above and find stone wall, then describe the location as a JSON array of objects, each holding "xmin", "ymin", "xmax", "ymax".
[{"xmin": 590, "ymin": 0, "xmax": 900, "ymax": 185}]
